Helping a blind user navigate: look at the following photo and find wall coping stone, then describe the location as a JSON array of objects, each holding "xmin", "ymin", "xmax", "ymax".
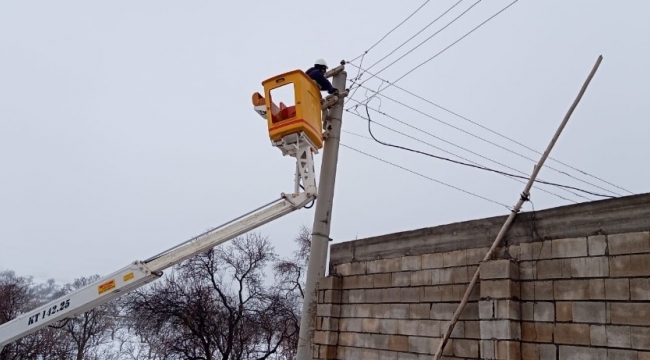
[{"xmin": 330, "ymin": 193, "xmax": 650, "ymax": 265}]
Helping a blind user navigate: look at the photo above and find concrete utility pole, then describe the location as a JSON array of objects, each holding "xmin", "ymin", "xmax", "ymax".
[{"xmin": 296, "ymin": 63, "xmax": 347, "ymax": 360}]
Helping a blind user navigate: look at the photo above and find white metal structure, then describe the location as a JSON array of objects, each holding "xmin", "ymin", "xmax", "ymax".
[{"xmin": 0, "ymin": 132, "xmax": 318, "ymax": 351}]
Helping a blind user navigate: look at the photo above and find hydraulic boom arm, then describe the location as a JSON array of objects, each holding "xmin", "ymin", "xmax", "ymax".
[{"xmin": 0, "ymin": 132, "xmax": 318, "ymax": 351}]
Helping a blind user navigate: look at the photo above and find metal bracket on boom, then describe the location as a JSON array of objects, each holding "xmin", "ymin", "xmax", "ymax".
[{"xmin": 272, "ymin": 132, "xmax": 317, "ymax": 197}]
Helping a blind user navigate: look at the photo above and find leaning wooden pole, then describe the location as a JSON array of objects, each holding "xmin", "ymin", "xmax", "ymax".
[{"xmin": 433, "ymin": 55, "xmax": 604, "ymax": 359}]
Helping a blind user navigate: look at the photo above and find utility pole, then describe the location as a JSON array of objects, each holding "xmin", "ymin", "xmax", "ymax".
[
  {"xmin": 296, "ymin": 62, "xmax": 347, "ymax": 360},
  {"xmin": 433, "ymin": 55, "xmax": 603, "ymax": 359}
]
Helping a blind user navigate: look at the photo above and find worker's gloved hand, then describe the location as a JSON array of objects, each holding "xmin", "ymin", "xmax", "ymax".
[{"xmin": 331, "ymin": 89, "xmax": 340, "ymax": 95}]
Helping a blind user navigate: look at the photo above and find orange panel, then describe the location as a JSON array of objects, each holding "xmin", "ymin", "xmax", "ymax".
[{"xmin": 262, "ymin": 70, "xmax": 323, "ymax": 149}]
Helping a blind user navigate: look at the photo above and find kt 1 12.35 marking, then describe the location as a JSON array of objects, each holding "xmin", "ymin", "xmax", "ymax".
[{"xmin": 27, "ymin": 299, "xmax": 71, "ymax": 326}]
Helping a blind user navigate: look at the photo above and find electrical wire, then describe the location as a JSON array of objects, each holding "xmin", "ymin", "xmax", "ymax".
[
  {"xmin": 517, "ymin": 199, "xmax": 548, "ymax": 269},
  {"xmin": 344, "ymin": 110, "xmax": 580, "ymax": 203},
  {"xmin": 347, "ymin": 0, "xmax": 446, "ymax": 106},
  {"xmin": 353, "ymin": 80, "xmax": 632, "ymax": 195},
  {"xmin": 346, "ymin": 99, "xmax": 589, "ymax": 201},
  {"xmin": 346, "ymin": 54, "xmax": 367, "ymax": 106},
  {"xmin": 340, "ymin": 142, "xmax": 512, "ymax": 210},
  {"xmin": 343, "ymin": 129, "xmax": 374, "ymax": 140},
  {"xmin": 299, "ymin": 184, "xmax": 315, "ymax": 209},
  {"xmin": 343, "ymin": 127, "xmax": 576, "ymax": 204},
  {"xmin": 342, "ymin": 0, "xmax": 629, "ymax": 196},
  {"xmin": 348, "ymin": 0, "xmax": 432, "ymax": 63},
  {"xmin": 354, "ymin": 0, "xmax": 520, "ymax": 99},
  {"xmin": 361, "ymin": 104, "xmax": 616, "ymax": 199},
  {"xmin": 348, "ymin": 83, "xmax": 624, "ymax": 197},
  {"xmin": 360, "ymin": 0, "xmax": 465, "ymax": 75},
  {"xmin": 355, "ymin": 0, "xmax": 481, "ymax": 90}
]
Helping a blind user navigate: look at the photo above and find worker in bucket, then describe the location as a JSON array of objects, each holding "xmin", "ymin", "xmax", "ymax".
[{"xmin": 306, "ymin": 59, "xmax": 339, "ymax": 95}]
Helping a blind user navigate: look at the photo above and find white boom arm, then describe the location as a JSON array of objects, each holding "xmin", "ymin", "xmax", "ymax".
[{"xmin": 0, "ymin": 132, "xmax": 318, "ymax": 351}]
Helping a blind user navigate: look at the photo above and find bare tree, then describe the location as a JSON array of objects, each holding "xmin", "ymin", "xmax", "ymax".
[
  {"xmin": 50, "ymin": 275, "xmax": 120, "ymax": 360},
  {"xmin": 1, "ymin": 227, "xmax": 312, "ymax": 360},
  {"xmin": 109, "ymin": 322, "xmax": 173, "ymax": 360},
  {"xmin": 1, "ymin": 272, "xmax": 125, "ymax": 360},
  {"xmin": 271, "ymin": 225, "xmax": 311, "ymax": 359},
  {"xmin": 0, "ymin": 271, "xmax": 70, "ymax": 360},
  {"xmin": 274, "ymin": 225, "xmax": 310, "ymax": 300},
  {"xmin": 125, "ymin": 232, "xmax": 303, "ymax": 360},
  {"xmin": 0, "ymin": 270, "xmax": 36, "ymax": 360}
]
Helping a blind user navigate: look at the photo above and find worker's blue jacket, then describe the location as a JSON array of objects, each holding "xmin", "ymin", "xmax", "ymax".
[{"xmin": 306, "ymin": 67, "xmax": 337, "ymax": 94}]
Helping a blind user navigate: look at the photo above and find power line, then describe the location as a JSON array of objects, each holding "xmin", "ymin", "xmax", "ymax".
[
  {"xmin": 355, "ymin": 0, "xmax": 480, "ymax": 90},
  {"xmin": 348, "ymin": 0, "xmax": 432, "ymax": 63},
  {"xmin": 346, "ymin": 55, "xmax": 367, "ymax": 106},
  {"xmin": 347, "ymin": 98, "xmax": 586, "ymax": 200},
  {"xmin": 339, "ymin": 143, "xmax": 512, "ymax": 209},
  {"xmin": 343, "ymin": 0, "xmax": 630, "ymax": 196},
  {"xmin": 355, "ymin": 0, "xmax": 520, "ymax": 99},
  {"xmin": 360, "ymin": 104, "xmax": 616, "ymax": 199},
  {"xmin": 344, "ymin": 108, "xmax": 581, "ymax": 203},
  {"xmin": 353, "ymin": 80, "xmax": 633, "ymax": 195},
  {"xmin": 345, "ymin": 102, "xmax": 583, "ymax": 202},
  {"xmin": 347, "ymin": 0, "xmax": 444, "ymax": 106},
  {"xmin": 352, "ymin": 97, "xmax": 585, "ymax": 201},
  {"xmin": 357, "ymin": 0, "xmax": 466, "ymax": 73},
  {"xmin": 342, "ymin": 129, "xmax": 374, "ymax": 140},
  {"xmin": 348, "ymin": 82, "xmax": 625, "ymax": 197},
  {"xmin": 342, "ymin": 127, "xmax": 576, "ymax": 203}
]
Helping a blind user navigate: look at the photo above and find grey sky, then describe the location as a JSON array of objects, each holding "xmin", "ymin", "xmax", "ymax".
[{"xmin": 1, "ymin": 1, "xmax": 648, "ymax": 284}]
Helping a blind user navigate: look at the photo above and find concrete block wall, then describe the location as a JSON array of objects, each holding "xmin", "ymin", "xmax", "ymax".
[
  {"xmin": 516, "ymin": 232, "xmax": 650, "ymax": 360},
  {"xmin": 310, "ymin": 194, "xmax": 650, "ymax": 359},
  {"xmin": 313, "ymin": 249, "xmax": 483, "ymax": 359},
  {"xmin": 479, "ymin": 259, "xmax": 521, "ymax": 360}
]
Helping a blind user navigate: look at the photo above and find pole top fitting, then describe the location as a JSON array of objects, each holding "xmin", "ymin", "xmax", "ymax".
[{"xmin": 325, "ymin": 65, "xmax": 345, "ymax": 78}]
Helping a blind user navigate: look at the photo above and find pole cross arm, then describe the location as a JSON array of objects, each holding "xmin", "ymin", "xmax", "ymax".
[
  {"xmin": 324, "ymin": 64, "xmax": 345, "ymax": 79},
  {"xmin": 321, "ymin": 89, "xmax": 349, "ymax": 110}
]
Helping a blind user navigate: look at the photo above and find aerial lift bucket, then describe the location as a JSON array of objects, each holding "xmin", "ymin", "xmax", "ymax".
[{"xmin": 252, "ymin": 70, "xmax": 324, "ymax": 150}]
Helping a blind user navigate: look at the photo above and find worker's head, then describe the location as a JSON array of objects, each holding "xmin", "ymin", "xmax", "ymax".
[{"xmin": 314, "ymin": 58, "xmax": 328, "ymax": 73}]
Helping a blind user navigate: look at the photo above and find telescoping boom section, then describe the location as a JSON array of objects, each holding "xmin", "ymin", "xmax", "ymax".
[{"xmin": 0, "ymin": 67, "xmax": 346, "ymax": 350}]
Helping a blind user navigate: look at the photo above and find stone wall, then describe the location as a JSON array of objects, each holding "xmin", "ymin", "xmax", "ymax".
[{"xmin": 311, "ymin": 193, "xmax": 650, "ymax": 359}]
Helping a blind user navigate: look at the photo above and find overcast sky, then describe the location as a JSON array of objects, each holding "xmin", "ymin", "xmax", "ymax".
[{"xmin": 1, "ymin": 0, "xmax": 648, "ymax": 284}]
